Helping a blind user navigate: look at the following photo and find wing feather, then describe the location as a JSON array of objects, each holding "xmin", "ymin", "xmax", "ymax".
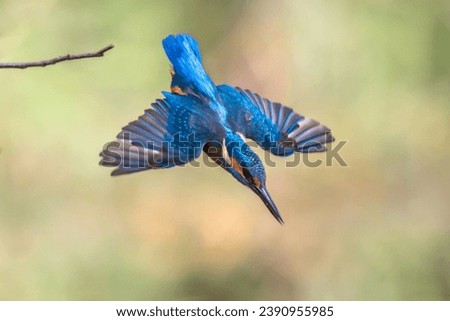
[
  {"xmin": 218, "ymin": 85, "xmax": 334, "ymax": 156},
  {"xmin": 100, "ymin": 93, "xmax": 212, "ymax": 175}
]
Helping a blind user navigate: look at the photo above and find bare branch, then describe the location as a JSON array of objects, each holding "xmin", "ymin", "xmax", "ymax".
[{"xmin": 0, "ymin": 44, "xmax": 114, "ymax": 69}]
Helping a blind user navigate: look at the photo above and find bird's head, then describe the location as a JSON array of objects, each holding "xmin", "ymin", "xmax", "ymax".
[{"xmin": 222, "ymin": 132, "xmax": 283, "ymax": 224}]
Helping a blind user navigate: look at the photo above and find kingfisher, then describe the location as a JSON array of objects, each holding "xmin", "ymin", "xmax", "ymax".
[{"xmin": 100, "ymin": 34, "xmax": 334, "ymax": 224}]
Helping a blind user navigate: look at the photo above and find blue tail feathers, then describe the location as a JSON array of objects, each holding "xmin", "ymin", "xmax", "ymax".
[
  {"xmin": 162, "ymin": 34, "xmax": 217, "ymax": 101},
  {"xmin": 162, "ymin": 34, "xmax": 202, "ymax": 64}
]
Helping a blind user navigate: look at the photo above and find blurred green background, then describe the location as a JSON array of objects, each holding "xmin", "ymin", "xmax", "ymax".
[{"xmin": 1, "ymin": 0, "xmax": 449, "ymax": 300}]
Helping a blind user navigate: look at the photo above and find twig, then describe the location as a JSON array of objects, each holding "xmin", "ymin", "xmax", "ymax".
[{"xmin": 0, "ymin": 44, "xmax": 114, "ymax": 69}]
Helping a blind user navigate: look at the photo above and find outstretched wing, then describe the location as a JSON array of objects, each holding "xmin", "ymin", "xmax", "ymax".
[
  {"xmin": 218, "ymin": 85, "xmax": 334, "ymax": 156},
  {"xmin": 100, "ymin": 92, "xmax": 213, "ymax": 176}
]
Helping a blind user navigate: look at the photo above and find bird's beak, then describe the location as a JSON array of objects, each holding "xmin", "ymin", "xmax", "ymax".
[{"xmin": 250, "ymin": 184, "xmax": 284, "ymax": 224}]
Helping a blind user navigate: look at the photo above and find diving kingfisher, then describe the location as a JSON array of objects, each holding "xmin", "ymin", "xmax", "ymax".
[{"xmin": 100, "ymin": 34, "xmax": 334, "ymax": 224}]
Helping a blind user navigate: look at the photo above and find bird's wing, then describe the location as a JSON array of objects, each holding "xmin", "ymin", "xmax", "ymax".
[
  {"xmin": 218, "ymin": 85, "xmax": 334, "ymax": 156},
  {"xmin": 100, "ymin": 92, "xmax": 214, "ymax": 176}
]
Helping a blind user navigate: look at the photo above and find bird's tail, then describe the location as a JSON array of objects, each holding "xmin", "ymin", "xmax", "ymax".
[
  {"xmin": 163, "ymin": 33, "xmax": 203, "ymax": 64},
  {"xmin": 162, "ymin": 34, "xmax": 217, "ymax": 100}
]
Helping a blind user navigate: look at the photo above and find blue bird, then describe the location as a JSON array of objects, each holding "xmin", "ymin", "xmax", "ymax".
[{"xmin": 100, "ymin": 34, "xmax": 334, "ymax": 224}]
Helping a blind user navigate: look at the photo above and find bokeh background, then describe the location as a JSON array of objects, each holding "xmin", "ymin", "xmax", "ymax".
[{"xmin": 1, "ymin": 0, "xmax": 449, "ymax": 300}]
